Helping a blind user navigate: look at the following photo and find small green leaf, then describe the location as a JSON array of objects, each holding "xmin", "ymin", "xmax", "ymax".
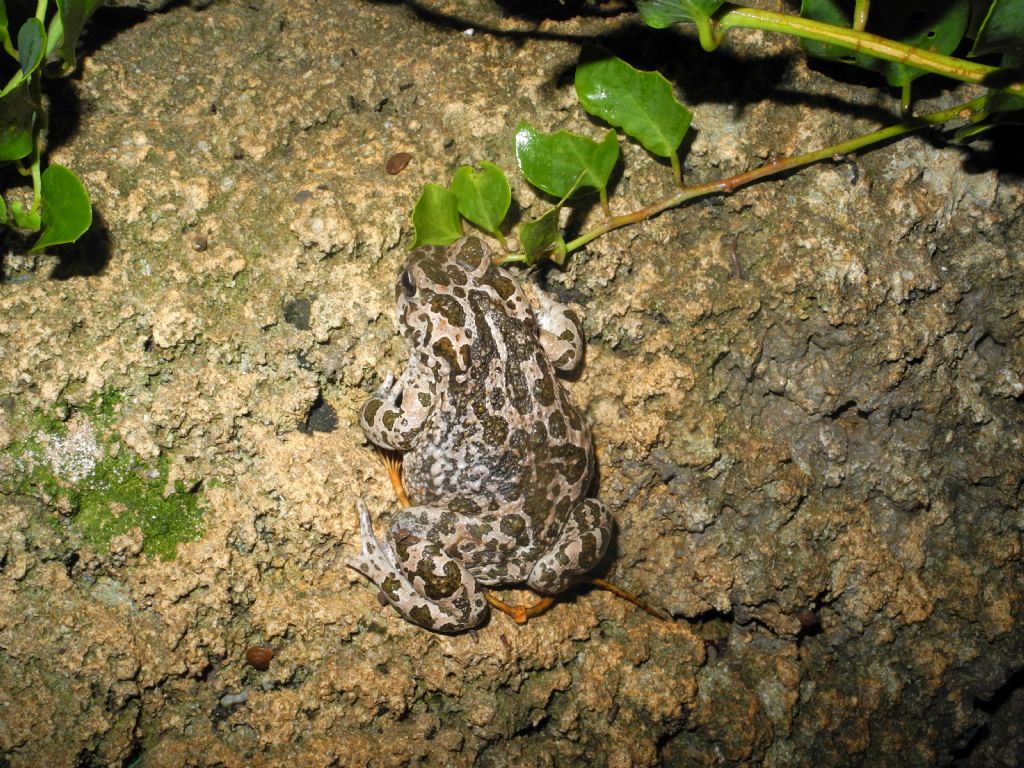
[
  {"xmin": 0, "ymin": 80, "xmax": 35, "ymax": 161},
  {"xmin": 17, "ymin": 17, "xmax": 44, "ymax": 76},
  {"xmin": 450, "ymin": 162, "xmax": 510, "ymax": 236},
  {"xmin": 970, "ymin": 0, "xmax": 1024, "ymax": 57},
  {"xmin": 515, "ymin": 122, "xmax": 619, "ymax": 200},
  {"xmin": 953, "ymin": 120, "xmax": 997, "ymax": 141},
  {"xmin": 0, "ymin": 70, "xmax": 26, "ymax": 99},
  {"xmin": 410, "ymin": 183, "xmax": 462, "ymax": 248},
  {"xmin": 11, "ymin": 200, "xmax": 40, "ymax": 230},
  {"xmin": 31, "ymin": 164, "xmax": 93, "ymax": 251},
  {"xmin": 635, "ymin": 0, "xmax": 725, "ymax": 28},
  {"xmin": 46, "ymin": 11, "xmax": 64, "ymax": 59},
  {"xmin": 954, "ymin": 84, "xmax": 1024, "ymax": 140},
  {"xmin": 635, "ymin": 0, "xmax": 725, "ymax": 48},
  {"xmin": 800, "ymin": 0, "xmax": 971, "ymax": 88},
  {"xmin": 55, "ymin": 0, "xmax": 105, "ymax": 69},
  {"xmin": 986, "ymin": 86, "xmax": 1024, "ymax": 113},
  {"xmin": 519, "ymin": 208, "xmax": 566, "ymax": 266},
  {"xmin": 575, "ymin": 51, "xmax": 692, "ymax": 160},
  {"xmin": 967, "ymin": 0, "xmax": 992, "ymax": 38}
]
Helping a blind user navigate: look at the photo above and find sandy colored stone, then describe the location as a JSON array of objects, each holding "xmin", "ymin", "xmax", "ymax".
[{"xmin": 1, "ymin": 0, "xmax": 1022, "ymax": 766}]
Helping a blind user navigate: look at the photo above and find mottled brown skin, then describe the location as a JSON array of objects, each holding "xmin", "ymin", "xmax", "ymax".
[{"xmin": 349, "ymin": 238, "xmax": 611, "ymax": 632}]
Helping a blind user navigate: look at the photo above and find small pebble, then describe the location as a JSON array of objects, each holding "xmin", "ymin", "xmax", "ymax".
[
  {"xmin": 797, "ymin": 609, "xmax": 821, "ymax": 631},
  {"xmin": 220, "ymin": 690, "xmax": 249, "ymax": 706},
  {"xmin": 245, "ymin": 645, "xmax": 274, "ymax": 670},
  {"xmin": 385, "ymin": 152, "xmax": 413, "ymax": 175}
]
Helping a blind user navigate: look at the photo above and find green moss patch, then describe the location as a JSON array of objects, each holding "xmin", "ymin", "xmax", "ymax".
[{"xmin": 5, "ymin": 392, "xmax": 204, "ymax": 561}]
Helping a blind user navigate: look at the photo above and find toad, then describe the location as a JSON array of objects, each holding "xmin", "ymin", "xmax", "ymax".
[{"xmin": 349, "ymin": 237, "xmax": 611, "ymax": 632}]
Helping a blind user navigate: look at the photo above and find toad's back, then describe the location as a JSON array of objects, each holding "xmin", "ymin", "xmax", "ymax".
[{"xmin": 350, "ymin": 238, "xmax": 611, "ymax": 631}]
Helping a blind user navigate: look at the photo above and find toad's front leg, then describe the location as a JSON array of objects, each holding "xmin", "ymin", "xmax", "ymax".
[
  {"xmin": 533, "ymin": 290, "xmax": 585, "ymax": 373},
  {"xmin": 348, "ymin": 501, "xmax": 489, "ymax": 633},
  {"xmin": 359, "ymin": 362, "xmax": 436, "ymax": 451}
]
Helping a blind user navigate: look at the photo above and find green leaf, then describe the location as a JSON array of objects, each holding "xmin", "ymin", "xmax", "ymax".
[
  {"xmin": 953, "ymin": 122, "xmax": 992, "ymax": 141},
  {"xmin": 953, "ymin": 84, "xmax": 1024, "ymax": 140},
  {"xmin": 17, "ymin": 17, "xmax": 44, "ymax": 76},
  {"xmin": 46, "ymin": 11, "xmax": 64, "ymax": 59},
  {"xmin": 575, "ymin": 51, "xmax": 692, "ymax": 160},
  {"xmin": 986, "ymin": 86, "xmax": 1024, "ymax": 113},
  {"xmin": 0, "ymin": 69, "xmax": 27, "ymax": 98},
  {"xmin": 31, "ymin": 164, "xmax": 93, "ymax": 251},
  {"xmin": 635, "ymin": 0, "xmax": 725, "ymax": 28},
  {"xmin": 800, "ymin": 0, "xmax": 971, "ymax": 88},
  {"xmin": 970, "ymin": 0, "xmax": 1024, "ymax": 57},
  {"xmin": 450, "ymin": 162, "xmax": 510, "ymax": 236},
  {"xmin": 55, "ymin": 0, "xmax": 105, "ymax": 69},
  {"xmin": 0, "ymin": 80, "xmax": 35, "ymax": 161},
  {"xmin": 635, "ymin": 0, "xmax": 725, "ymax": 48},
  {"xmin": 515, "ymin": 122, "xmax": 619, "ymax": 200},
  {"xmin": 519, "ymin": 208, "xmax": 566, "ymax": 266},
  {"xmin": 967, "ymin": 0, "xmax": 993, "ymax": 38},
  {"xmin": 11, "ymin": 200, "xmax": 40, "ymax": 230},
  {"xmin": 410, "ymin": 183, "xmax": 462, "ymax": 248}
]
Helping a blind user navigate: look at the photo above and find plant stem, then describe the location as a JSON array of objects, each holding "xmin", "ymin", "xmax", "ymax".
[
  {"xmin": 30, "ymin": 155, "xmax": 42, "ymax": 211},
  {"xmin": 694, "ymin": 15, "xmax": 723, "ymax": 52},
  {"xmin": 494, "ymin": 230, "xmax": 509, "ymax": 252},
  {"xmin": 1, "ymin": 30, "xmax": 17, "ymax": 59},
  {"xmin": 852, "ymin": 0, "xmax": 869, "ymax": 32},
  {"xmin": 669, "ymin": 153, "xmax": 683, "ymax": 187},
  {"xmin": 29, "ymin": 70, "xmax": 45, "ymax": 212},
  {"xmin": 563, "ymin": 95, "xmax": 986, "ymax": 255},
  {"xmin": 711, "ymin": 4, "xmax": 1020, "ymax": 95}
]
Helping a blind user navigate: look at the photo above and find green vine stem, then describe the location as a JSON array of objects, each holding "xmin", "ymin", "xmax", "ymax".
[
  {"xmin": 669, "ymin": 152, "xmax": 683, "ymax": 186},
  {"xmin": 711, "ymin": 4, "xmax": 1020, "ymax": 96},
  {"xmin": 852, "ymin": 0, "xmax": 869, "ymax": 32},
  {"xmin": 548, "ymin": 95, "xmax": 986, "ymax": 258},
  {"xmin": 28, "ymin": 68, "xmax": 45, "ymax": 212}
]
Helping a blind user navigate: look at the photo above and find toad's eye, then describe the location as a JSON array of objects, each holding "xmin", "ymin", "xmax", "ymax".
[{"xmin": 398, "ymin": 269, "xmax": 416, "ymax": 298}]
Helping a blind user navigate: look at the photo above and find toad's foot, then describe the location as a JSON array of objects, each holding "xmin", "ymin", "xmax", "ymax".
[
  {"xmin": 376, "ymin": 448, "xmax": 410, "ymax": 509},
  {"xmin": 484, "ymin": 579, "xmax": 668, "ymax": 626},
  {"xmin": 587, "ymin": 578, "xmax": 669, "ymax": 621},
  {"xmin": 347, "ymin": 499, "xmax": 403, "ymax": 595},
  {"xmin": 347, "ymin": 500, "xmax": 488, "ymax": 633},
  {"xmin": 483, "ymin": 590, "xmax": 555, "ymax": 625}
]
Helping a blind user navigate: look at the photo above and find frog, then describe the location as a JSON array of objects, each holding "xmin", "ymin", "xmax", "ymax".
[{"xmin": 349, "ymin": 237, "xmax": 612, "ymax": 633}]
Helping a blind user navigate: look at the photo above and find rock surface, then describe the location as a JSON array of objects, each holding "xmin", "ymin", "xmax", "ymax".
[{"xmin": 1, "ymin": 1, "xmax": 1021, "ymax": 766}]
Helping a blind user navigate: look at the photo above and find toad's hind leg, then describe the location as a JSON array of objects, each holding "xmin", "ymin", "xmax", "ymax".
[
  {"xmin": 526, "ymin": 498, "xmax": 612, "ymax": 595},
  {"xmin": 347, "ymin": 501, "xmax": 488, "ymax": 633}
]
